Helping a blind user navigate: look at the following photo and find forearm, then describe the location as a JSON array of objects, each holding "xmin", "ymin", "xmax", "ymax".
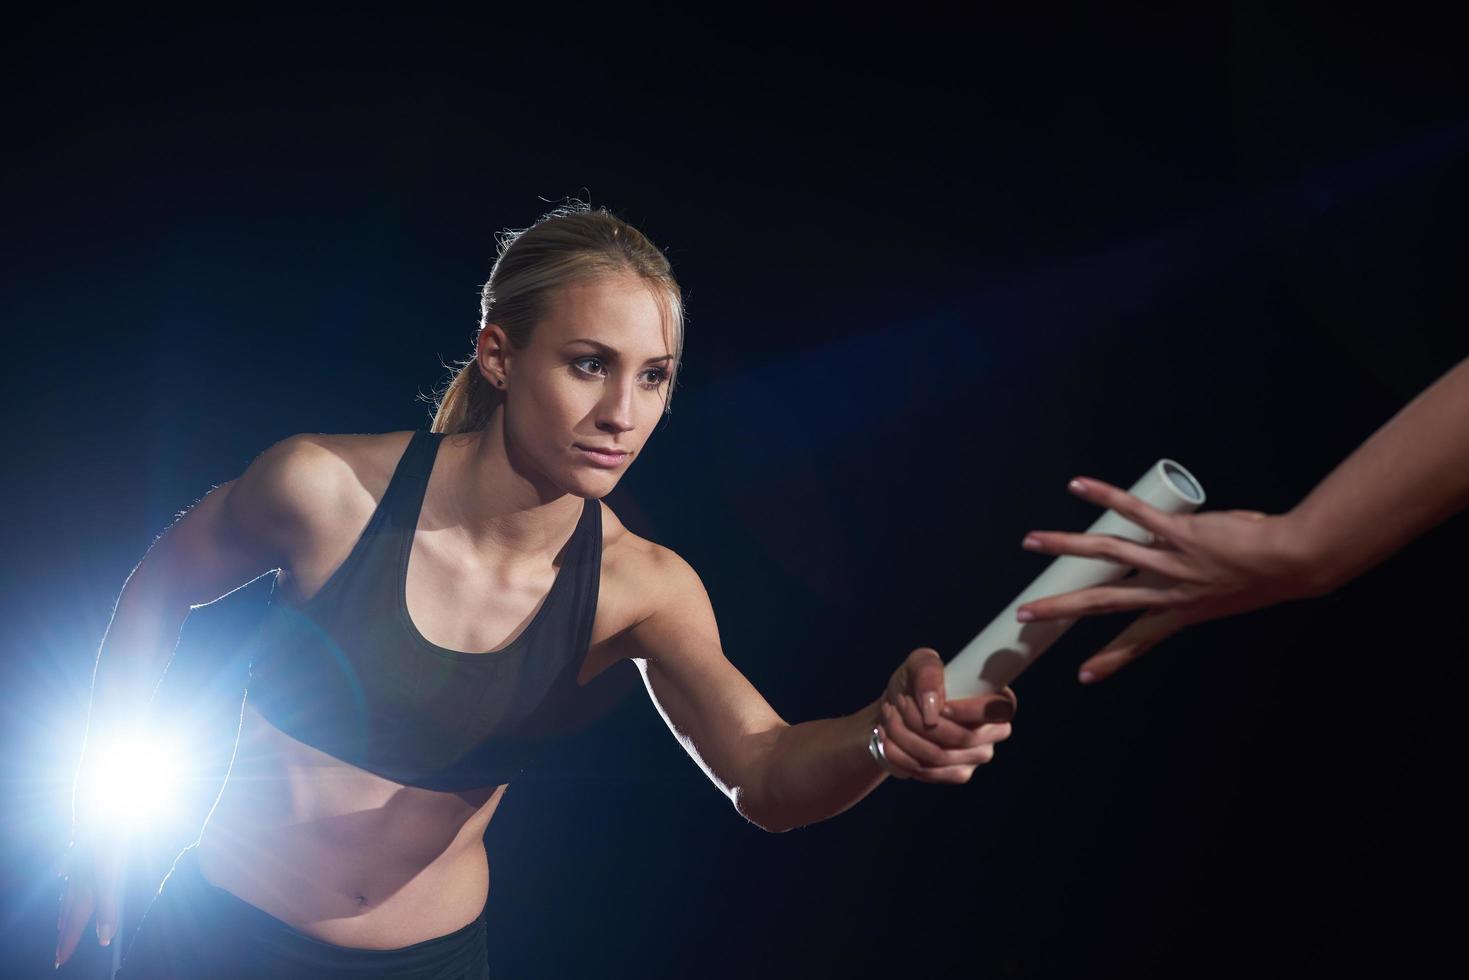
[
  {"xmin": 748, "ymin": 697, "xmax": 886, "ymax": 833},
  {"xmin": 75, "ymin": 570, "xmax": 192, "ymax": 813},
  {"xmin": 1282, "ymin": 356, "xmax": 1469, "ymax": 595}
]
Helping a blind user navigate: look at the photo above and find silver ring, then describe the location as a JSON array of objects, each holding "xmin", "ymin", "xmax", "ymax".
[{"xmin": 869, "ymin": 726, "xmax": 900, "ymax": 776}]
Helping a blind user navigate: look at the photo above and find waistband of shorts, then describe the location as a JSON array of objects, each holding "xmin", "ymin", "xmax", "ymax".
[{"xmin": 168, "ymin": 845, "xmax": 487, "ymax": 972}]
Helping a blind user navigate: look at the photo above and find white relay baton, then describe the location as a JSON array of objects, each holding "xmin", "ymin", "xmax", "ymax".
[{"xmin": 944, "ymin": 460, "xmax": 1207, "ymax": 699}]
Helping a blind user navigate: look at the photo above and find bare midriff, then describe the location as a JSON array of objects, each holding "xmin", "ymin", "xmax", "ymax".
[{"xmin": 195, "ymin": 700, "xmax": 507, "ymax": 950}]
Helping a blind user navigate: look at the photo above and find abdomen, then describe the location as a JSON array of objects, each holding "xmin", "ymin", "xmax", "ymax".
[{"xmin": 196, "ymin": 701, "xmax": 506, "ymax": 949}]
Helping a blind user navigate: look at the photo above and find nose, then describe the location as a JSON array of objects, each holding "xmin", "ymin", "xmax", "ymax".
[{"xmin": 595, "ymin": 373, "xmax": 637, "ymax": 435}]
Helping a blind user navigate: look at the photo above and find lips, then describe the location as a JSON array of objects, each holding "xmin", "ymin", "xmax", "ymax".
[{"xmin": 575, "ymin": 444, "xmax": 629, "ymax": 466}]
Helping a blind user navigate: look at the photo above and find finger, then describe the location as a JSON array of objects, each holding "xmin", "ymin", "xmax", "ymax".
[
  {"xmin": 878, "ymin": 728, "xmax": 996, "ymax": 784},
  {"xmin": 56, "ymin": 878, "xmax": 73, "ymax": 965},
  {"xmin": 57, "ymin": 875, "xmax": 73, "ymax": 933},
  {"xmin": 94, "ymin": 838, "xmax": 124, "ymax": 948},
  {"xmin": 941, "ymin": 690, "xmax": 1018, "ymax": 726},
  {"xmin": 874, "ymin": 731, "xmax": 923, "ymax": 775},
  {"xmin": 883, "ymin": 702, "xmax": 994, "ymax": 768},
  {"xmin": 1017, "ymin": 580, "xmax": 1180, "ymax": 623},
  {"xmin": 892, "ymin": 690, "xmax": 923, "ymax": 732},
  {"xmin": 1067, "ymin": 477, "xmax": 1180, "ymax": 538},
  {"xmin": 905, "ymin": 647, "xmax": 946, "ymax": 727},
  {"xmin": 1149, "ymin": 533, "xmax": 1182, "ymax": 552},
  {"xmin": 885, "ymin": 699, "xmax": 1007, "ymax": 764},
  {"xmin": 1020, "ymin": 529, "xmax": 1191, "ymax": 580},
  {"xmin": 1077, "ymin": 609, "xmax": 1187, "ymax": 684},
  {"xmin": 975, "ymin": 722, "xmax": 1013, "ymax": 745},
  {"xmin": 881, "ymin": 702, "xmax": 952, "ymax": 767},
  {"xmin": 948, "ymin": 722, "xmax": 1013, "ymax": 749},
  {"xmin": 57, "ymin": 885, "xmax": 93, "ymax": 967},
  {"xmin": 915, "ymin": 764, "xmax": 982, "ymax": 784},
  {"xmin": 917, "ymin": 746, "xmax": 996, "ymax": 782},
  {"xmin": 888, "ymin": 696, "xmax": 1002, "ymax": 749},
  {"xmin": 875, "ymin": 724, "xmax": 973, "ymax": 782},
  {"xmin": 874, "ymin": 723, "xmax": 915, "ymax": 779}
]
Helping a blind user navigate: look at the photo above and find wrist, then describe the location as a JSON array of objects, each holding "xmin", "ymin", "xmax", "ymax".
[
  {"xmin": 1270, "ymin": 510, "xmax": 1334, "ymax": 599},
  {"xmin": 857, "ymin": 697, "xmax": 897, "ymax": 780}
]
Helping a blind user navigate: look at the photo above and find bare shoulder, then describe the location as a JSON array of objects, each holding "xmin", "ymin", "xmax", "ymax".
[
  {"xmin": 262, "ymin": 429, "xmax": 411, "ymax": 480},
  {"xmin": 281, "ymin": 430, "xmax": 415, "ymax": 500},
  {"xmin": 595, "ymin": 500, "xmax": 708, "ymax": 625},
  {"xmin": 584, "ymin": 500, "xmax": 727, "ymax": 681},
  {"xmin": 573, "ymin": 501, "xmax": 727, "ymax": 683},
  {"xmin": 238, "ymin": 430, "xmax": 411, "ymax": 512},
  {"xmin": 227, "ymin": 430, "xmax": 416, "ymax": 570}
]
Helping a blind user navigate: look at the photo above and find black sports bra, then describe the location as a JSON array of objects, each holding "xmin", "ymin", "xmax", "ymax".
[{"xmin": 246, "ymin": 430, "xmax": 603, "ymax": 791}]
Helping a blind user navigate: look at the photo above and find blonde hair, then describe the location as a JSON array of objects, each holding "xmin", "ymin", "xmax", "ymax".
[{"xmin": 428, "ymin": 203, "xmax": 685, "ymax": 435}]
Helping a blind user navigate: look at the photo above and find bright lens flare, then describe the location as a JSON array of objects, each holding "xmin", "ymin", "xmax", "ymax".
[{"xmin": 79, "ymin": 733, "xmax": 188, "ymax": 829}]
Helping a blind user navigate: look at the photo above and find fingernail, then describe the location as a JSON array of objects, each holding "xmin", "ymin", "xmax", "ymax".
[
  {"xmin": 98, "ymin": 924, "xmax": 112, "ymax": 946},
  {"xmin": 1016, "ymin": 609, "xmax": 1035, "ymax": 622},
  {"xmin": 983, "ymin": 700, "xmax": 1014, "ymax": 723},
  {"xmin": 1021, "ymin": 535, "xmax": 1041, "ymax": 550},
  {"xmin": 941, "ymin": 704, "xmax": 954, "ymax": 718},
  {"xmin": 1079, "ymin": 670, "xmax": 1096, "ymax": 684},
  {"xmin": 1068, "ymin": 479, "xmax": 1086, "ymax": 494},
  {"xmin": 922, "ymin": 692, "xmax": 938, "ymax": 726}
]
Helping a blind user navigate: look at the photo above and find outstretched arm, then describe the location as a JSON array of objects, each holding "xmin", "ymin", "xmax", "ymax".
[
  {"xmin": 1014, "ymin": 355, "xmax": 1469, "ymax": 682},
  {"xmin": 619, "ymin": 546, "xmax": 1016, "ymax": 834}
]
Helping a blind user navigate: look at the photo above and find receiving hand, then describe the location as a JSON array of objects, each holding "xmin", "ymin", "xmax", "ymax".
[
  {"xmin": 1014, "ymin": 477, "xmax": 1319, "ymax": 684},
  {"xmin": 871, "ymin": 647, "xmax": 1017, "ymax": 784}
]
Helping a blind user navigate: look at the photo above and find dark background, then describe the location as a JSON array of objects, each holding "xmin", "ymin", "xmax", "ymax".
[{"xmin": 3, "ymin": 5, "xmax": 1466, "ymax": 978}]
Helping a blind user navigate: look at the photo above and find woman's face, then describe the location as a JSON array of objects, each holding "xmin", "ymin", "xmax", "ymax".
[{"xmin": 489, "ymin": 274, "xmax": 673, "ymax": 498}]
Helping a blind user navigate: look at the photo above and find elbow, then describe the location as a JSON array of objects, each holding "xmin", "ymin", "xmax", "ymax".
[
  {"xmin": 745, "ymin": 815, "xmax": 791, "ymax": 834},
  {"xmin": 732, "ymin": 725, "xmax": 795, "ymax": 833},
  {"xmin": 755, "ymin": 810, "xmax": 797, "ymax": 834},
  {"xmin": 732, "ymin": 781, "xmax": 796, "ymax": 834},
  {"xmin": 732, "ymin": 785, "xmax": 783, "ymax": 833}
]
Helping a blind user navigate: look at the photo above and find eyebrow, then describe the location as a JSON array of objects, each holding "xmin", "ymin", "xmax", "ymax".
[{"xmin": 565, "ymin": 338, "xmax": 673, "ymax": 364}]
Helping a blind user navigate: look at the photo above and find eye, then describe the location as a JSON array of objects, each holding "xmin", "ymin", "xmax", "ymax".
[
  {"xmin": 572, "ymin": 357, "xmax": 669, "ymax": 390},
  {"xmin": 571, "ymin": 356, "xmax": 607, "ymax": 377}
]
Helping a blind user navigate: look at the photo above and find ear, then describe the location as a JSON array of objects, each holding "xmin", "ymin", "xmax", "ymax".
[{"xmin": 476, "ymin": 323, "xmax": 512, "ymax": 388}]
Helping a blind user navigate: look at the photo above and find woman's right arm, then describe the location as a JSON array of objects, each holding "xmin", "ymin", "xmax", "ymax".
[
  {"xmin": 80, "ymin": 434, "xmax": 334, "ymax": 743},
  {"xmin": 57, "ymin": 434, "xmax": 337, "ymax": 967}
]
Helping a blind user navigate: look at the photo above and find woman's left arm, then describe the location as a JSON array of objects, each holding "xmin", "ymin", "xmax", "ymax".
[{"xmin": 618, "ymin": 545, "xmax": 1017, "ymax": 834}]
